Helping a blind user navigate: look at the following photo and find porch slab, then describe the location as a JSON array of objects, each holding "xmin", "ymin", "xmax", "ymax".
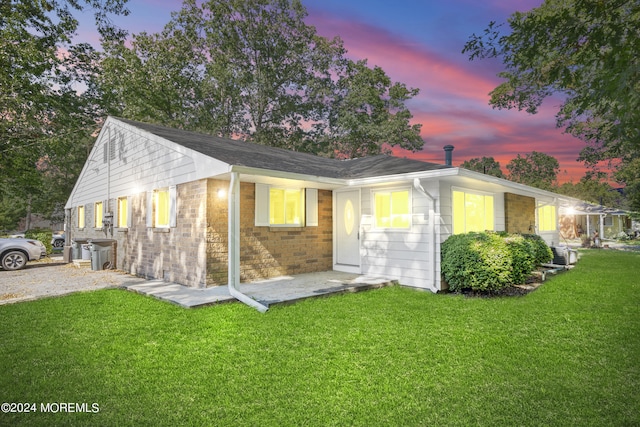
[{"xmin": 123, "ymin": 271, "xmax": 397, "ymax": 309}]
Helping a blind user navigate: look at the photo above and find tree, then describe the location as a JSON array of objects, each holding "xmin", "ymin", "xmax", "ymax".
[
  {"xmin": 460, "ymin": 157, "xmax": 504, "ymax": 178},
  {"xmin": 463, "ymin": 0, "xmax": 640, "ymax": 210},
  {"xmin": 0, "ymin": 0, "xmax": 129, "ymax": 229},
  {"xmin": 326, "ymin": 59, "xmax": 423, "ymax": 158},
  {"xmin": 557, "ymin": 173, "xmax": 626, "ymax": 208},
  {"xmin": 97, "ymin": 0, "xmax": 423, "ymax": 157},
  {"xmin": 506, "ymin": 151, "xmax": 559, "ymax": 190}
]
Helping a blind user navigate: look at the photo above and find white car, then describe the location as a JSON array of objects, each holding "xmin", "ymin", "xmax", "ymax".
[{"xmin": 0, "ymin": 238, "xmax": 46, "ymax": 271}]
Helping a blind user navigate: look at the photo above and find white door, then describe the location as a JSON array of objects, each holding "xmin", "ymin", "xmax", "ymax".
[{"xmin": 336, "ymin": 190, "xmax": 360, "ymax": 267}]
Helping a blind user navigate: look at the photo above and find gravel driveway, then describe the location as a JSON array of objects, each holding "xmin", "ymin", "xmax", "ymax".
[{"xmin": 0, "ymin": 254, "xmax": 147, "ymax": 305}]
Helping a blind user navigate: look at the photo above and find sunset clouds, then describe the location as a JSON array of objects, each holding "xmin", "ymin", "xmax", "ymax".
[
  {"xmin": 306, "ymin": 1, "xmax": 588, "ymax": 182},
  {"xmin": 83, "ymin": 0, "xmax": 589, "ymax": 182}
]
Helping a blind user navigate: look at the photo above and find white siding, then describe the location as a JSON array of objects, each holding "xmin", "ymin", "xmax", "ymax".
[
  {"xmin": 359, "ymin": 183, "xmax": 437, "ymax": 290},
  {"xmin": 66, "ymin": 117, "xmax": 230, "ymax": 209}
]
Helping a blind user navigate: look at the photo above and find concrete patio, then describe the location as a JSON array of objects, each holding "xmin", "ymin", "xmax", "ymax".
[{"xmin": 122, "ymin": 270, "xmax": 397, "ymax": 309}]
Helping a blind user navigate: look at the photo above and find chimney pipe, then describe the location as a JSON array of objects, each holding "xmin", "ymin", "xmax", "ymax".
[{"xmin": 443, "ymin": 145, "xmax": 454, "ymax": 166}]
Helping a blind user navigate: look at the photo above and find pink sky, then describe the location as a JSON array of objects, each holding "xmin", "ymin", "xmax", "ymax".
[{"xmin": 78, "ymin": 0, "xmax": 592, "ymax": 183}]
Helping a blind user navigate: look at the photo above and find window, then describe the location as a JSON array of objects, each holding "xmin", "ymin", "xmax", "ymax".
[
  {"xmin": 154, "ymin": 189, "xmax": 170, "ymax": 228},
  {"xmin": 95, "ymin": 202, "xmax": 103, "ymax": 228},
  {"xmin": 255, "ymin": 184, "xmax": 316, "ymax": 227},
  {"xmin": 78, "ymin": 205, "xmax": 85, "ymax": 229},
  {"xmin": 538, "ymin": 204, "xmax": 557, "ymax": 231},
  {"xmin": 374, "ymin": 189, "xmax": 410, "ymax": 229},
  {"xmin": 604, "ymin": 216, "xmax": 613, "ymax": 227},
  {"xmin": 146, "ymin": 187, "xmax": 176, "ymax": 228},
  {"xmin": 117, "ymin": 197, "xmax": 128, "ymax": 228},
  {"xmin": 453, "ymin": 189, "xmax": 494, "ymax": 234},
  {"xmin": 269, "ymin": 188, "xmax": 304, "ymax": 226}
]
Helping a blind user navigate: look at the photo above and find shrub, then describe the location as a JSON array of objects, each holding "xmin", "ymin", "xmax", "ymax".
[
  {"xmin": 521, "ymin": 234, "xmax": 553, "ymax": 265},
  {"xmin": 441, "ymin": 232, "xmax": 512, "ymax": 292},
  {"xmin": 25, "ymin": 228, "xmax": 53, "ymax": 254},
  {"xmin": 442, "ymin": 231, "xmax": 551, "ymax": 292},
  {"xmin": 615, "ymin": 231, "xmax": 629, "ymax": 241}
]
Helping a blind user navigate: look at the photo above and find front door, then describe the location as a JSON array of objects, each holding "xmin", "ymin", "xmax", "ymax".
[{"xmin": 336, "ymin": 190, "xmax": 360, "ymax": 268}]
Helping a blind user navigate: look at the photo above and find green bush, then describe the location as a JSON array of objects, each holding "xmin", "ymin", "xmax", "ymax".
[
  {"xmin": 25, "ymin": 228, "xmax": 53, "ymax": 255},
  {"xmin": 521, "ymin": 234, "xmax": 553, "ymax": 265},
  {"xmin": 442, "ymin": 231, "xmax": 552, "ymax": 292}
]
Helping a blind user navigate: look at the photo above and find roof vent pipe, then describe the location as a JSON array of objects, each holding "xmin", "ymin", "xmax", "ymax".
[{"xmin": 443, "ymin": 145, "xmax": 455, "ymax": 166}]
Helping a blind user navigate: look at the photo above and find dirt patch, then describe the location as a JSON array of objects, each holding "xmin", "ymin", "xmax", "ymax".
[
  {"xmin": 448, "ymin": 270, "xmax": 546, "ymax": 298},
  {"xmin": 0, "ymin": 255, "xmax": 146, "ymax": 305}
]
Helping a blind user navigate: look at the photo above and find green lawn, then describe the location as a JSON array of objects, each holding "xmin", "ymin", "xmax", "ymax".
[{"xmin": 1, "ymin": 250, "xmax": 639, "ymax": 426}]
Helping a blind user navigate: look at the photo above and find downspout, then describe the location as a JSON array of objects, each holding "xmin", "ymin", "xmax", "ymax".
[
  {"xmin": 227, "ymin": 172, "xmax": 269, "ymax": 313},
  {"xmin": 413, "ymin": 178, "xmax": 438, "ymax": 291}
]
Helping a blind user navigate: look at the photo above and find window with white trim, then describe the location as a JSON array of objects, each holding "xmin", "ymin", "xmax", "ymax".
[
  {"xmin": 373, "ymin": 188, "xmax": 411, "ymax": 229},
  {"xmin": 146, "ymin": 187, "xmax": 176, "ymax": 228},
  {"xmin": 155, "ymin": 189, "xmax": 170, "ymax": 227},
  {"xmin": 95, "ymin": 201, "xmax": 103, "ymax": 228},
  {"xmin": 452, "ymin": 189, "xmax": 494, "ymax": 234},
  {"xmin": 255, "ymin": 184, "xmax": 316, "ymax": 227},
  {"xmin": 537, "ymin": 204, "xmax": 557, "ymax": 232},
  {"xmin": 117, "ymin": 197, "xmax": 128, "ymax": 228},
  {"xmin": 78, "ymin": 205, "xmax": 85, "ymax": 229}
]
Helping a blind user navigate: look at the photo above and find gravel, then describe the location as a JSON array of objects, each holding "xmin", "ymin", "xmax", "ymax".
[{"xmin": 0, "ymin": 254, "xmax": 147, "ymax": 305}]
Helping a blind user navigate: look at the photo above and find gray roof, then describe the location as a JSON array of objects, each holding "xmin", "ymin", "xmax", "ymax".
[{"xmin": 116, "ymin": 117, "xmax": 450, "ymax": 179}]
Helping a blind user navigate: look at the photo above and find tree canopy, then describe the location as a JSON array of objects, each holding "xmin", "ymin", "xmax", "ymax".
[
  {"xmin": 506, "ymin": 151, "xmax": 560, "ymax": 191},
  {"xmin": 0, "ymin": 0, "xmax": 129, "ymax": 230},
  {"xmin": 2, "ymin": 0, "xmax": 423, "ymax": 230},
  {"xmin": 98, "ymin": 0, "xmax": 423, "ymax": 157},
  {"xmin": 463, "ymin": 0, "xmax": 640, "ymax": 210},
  {"xmin": 460, "ymin": 157, "xmax": 504, "ymax": 178}
]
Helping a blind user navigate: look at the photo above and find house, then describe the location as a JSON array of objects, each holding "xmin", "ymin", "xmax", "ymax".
[
  {"xmin": 64, "ymin": 117, "xmax": 579, "ymax": 298},
  {"xmin": 559, "ymin": 202, "xmax": 635, "ymax": 240}
]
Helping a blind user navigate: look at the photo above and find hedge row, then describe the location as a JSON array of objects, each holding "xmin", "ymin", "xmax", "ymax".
[{"xmin": 441, "ymin": 231, "xmax": 552, "ymax": 292}]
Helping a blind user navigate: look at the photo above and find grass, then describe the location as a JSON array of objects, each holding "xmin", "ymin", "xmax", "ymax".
[{"xmin": 1, "ymin": 250, "xmax": 639, "ymax": 426}]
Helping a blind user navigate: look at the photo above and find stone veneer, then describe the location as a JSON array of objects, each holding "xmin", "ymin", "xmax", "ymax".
[
  {"xmin": 68, "ymin": 179, "xmax": 333, "ymax": 288},
  {"xmin": 504, "ymin": 192, "xmax": 536, "ymax": 234}
]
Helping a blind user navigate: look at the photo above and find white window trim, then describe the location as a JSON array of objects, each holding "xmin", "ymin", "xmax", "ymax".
[
  {"xmin": 77, "ymin": 205, "xmax": 85, "ymax": 229},
  {"xmin": 536, "ymin": 200, "xmax": 557, "ymax": 232},
  {"xmin": 371, "ymin": 186, "xmax": 413, "ymax": 231},
  {"xmin": 146, "ymin": 187, "xmax": 176, "ymax": 229},
  {"xmin": 451, "ymin": 186, "xmax": 496, "ymax": 234},
  {"xmin": 255, "ymin": 184, "xmax": 316, "ymax": 227},
  {"xmin": 94, "ymin": 201, "xmax": 104, "ymax": 229},
  {"xmin": 116, "ymin": 196, "xmax": 130, "ymax": 229}
]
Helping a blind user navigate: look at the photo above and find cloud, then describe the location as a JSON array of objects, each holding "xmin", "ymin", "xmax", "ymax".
[{"xmin": 308, "ymin": 7, "xmax": 589, "ymax": 182}]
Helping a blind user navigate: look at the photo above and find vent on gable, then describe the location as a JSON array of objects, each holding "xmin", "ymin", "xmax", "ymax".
[{"xmin": 103, "ymin": 139, "xmax": 116, "ymax": 164}]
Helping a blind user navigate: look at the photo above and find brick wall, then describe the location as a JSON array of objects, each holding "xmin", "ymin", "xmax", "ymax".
[
  {"xmin": 206, "ymin": 179, "xmax": 333, "ymax": 286},
  {"xmin": 504, "ymin": 193, "xmax": 535, "ymax": 234},
  {"xmin": 118, "ymin": 180, "xmax": 208, "ymax": 287},
  {"xmin": 68, "ymin": 179, "xmax": 333, "ymax": 288},
  {"xmin": 67, "ymin": 180, "xmax": 208, "ymax": 288}
]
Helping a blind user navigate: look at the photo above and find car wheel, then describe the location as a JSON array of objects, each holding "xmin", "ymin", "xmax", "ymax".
[
  {"xmin": 53, "ymin": 239, "xmax": 64, "ymax": 248},
  {"xmin": 1, "ymin": 251, "xmax": 28, "ymax": 271}
]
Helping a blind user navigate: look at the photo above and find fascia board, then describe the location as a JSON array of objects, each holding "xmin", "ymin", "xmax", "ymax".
[
  {"xmin": 456, "ymin": 168, "xmax": 582, "ymax": 206},
  {"xmin": 346, "ymin": 168, "xmax": 460, "ymax": 187},
  {"xmin": 230, "ymin": 165, "xmax": 347, "ymax": 187}
]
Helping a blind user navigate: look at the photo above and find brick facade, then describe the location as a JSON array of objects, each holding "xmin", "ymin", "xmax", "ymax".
[
  {"xmin": 205, "ymin": 179, "xmax": 333, "ymax": 285},
  {"xmin": 68, "ymin": 179, "xmax": 333, "ymax": 288},
  {"xmin": 504, "ymin": 193, "xmax": 535, "ymax": 234}
]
